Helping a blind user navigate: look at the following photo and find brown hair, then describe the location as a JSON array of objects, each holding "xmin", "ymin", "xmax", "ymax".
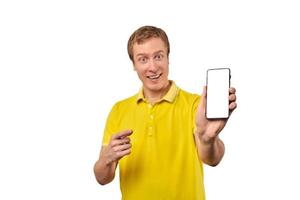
[{"xmin": 127, "ymin": 25, "xmax": 170, "ymax": 62}]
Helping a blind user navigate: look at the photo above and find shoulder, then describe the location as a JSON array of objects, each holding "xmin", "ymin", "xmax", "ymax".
[
  {"xmin": 111, "ymin": 93, "xmax": 138, "ymax": 111},
  {"xmin": 176, "ymin": 87, "xmax": 201, "ymax": 115},
  {"xmin": 177, "ymin": 87, "xmax": 201, "ymax": 104}
]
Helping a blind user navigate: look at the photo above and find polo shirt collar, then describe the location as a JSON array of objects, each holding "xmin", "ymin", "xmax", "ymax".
[{"xmin": 136, "ymin": 81, "xmax": 179, "ymax": 103}]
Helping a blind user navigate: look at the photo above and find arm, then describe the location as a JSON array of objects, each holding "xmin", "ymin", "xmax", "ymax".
[
  {"xmin": 94, "ymin": 130, "xmax": 133, "ymax": 185},
  {"xmin": 194, "ymin": 133, "xmax": 225, "ymax": 166},
  {"xmin": 94, "ymin": 146, "xmax": 118, "ymax": 185},
  {"xmin": 194, "ymin": 86, "xmax": 236, "ymax": 167}
]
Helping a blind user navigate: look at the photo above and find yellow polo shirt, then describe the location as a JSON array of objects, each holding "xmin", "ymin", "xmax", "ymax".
[{"xmin": 102, "ymin": 81, "xmax": 205, "ymax": 200}]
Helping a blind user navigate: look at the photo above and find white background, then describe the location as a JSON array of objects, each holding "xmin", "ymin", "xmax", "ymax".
[{"xmin": 1, "ymin": 0, "xmax": 300, "ymax": 199}]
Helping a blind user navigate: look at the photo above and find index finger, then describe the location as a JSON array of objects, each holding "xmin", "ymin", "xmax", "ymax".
[{"xmin": 112, "ymin": 129, "xmax": 133, "ymax": 140}]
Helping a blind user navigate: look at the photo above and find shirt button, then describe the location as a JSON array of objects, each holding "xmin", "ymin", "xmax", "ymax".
[{"xmin": 148, "ymin": 126, "xmax": 153, "ymax": 136}]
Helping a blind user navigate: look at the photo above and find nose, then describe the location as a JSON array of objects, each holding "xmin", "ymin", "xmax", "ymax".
[{"xmin": 148, "ymin": 59, "xmax": 159, "ymax": 73}]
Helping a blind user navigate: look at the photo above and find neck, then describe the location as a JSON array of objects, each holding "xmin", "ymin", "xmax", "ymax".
[{"xmin": 144, "ymin": 81, "xmax": 171, "ymax": 104}]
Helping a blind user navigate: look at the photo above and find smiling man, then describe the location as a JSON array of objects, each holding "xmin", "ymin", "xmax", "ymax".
[{"xmin": 94, "ymin": 25, "xmax": 237, "ymax": 200}]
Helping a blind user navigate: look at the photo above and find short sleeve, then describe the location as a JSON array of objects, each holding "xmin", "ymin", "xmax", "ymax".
[{"xmin": 102, "ymin": 103, "xmax": 119, "ymax": 145}]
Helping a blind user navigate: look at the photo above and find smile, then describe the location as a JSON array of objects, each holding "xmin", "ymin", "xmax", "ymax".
[{"xmin": 147, "ymin": 73, "xmax": 162, "ymax": 80}]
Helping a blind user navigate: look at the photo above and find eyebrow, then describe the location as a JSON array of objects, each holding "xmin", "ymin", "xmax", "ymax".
[{"xmin": 136, "ymin": 50, "xmax": 164, "ymax": 57}]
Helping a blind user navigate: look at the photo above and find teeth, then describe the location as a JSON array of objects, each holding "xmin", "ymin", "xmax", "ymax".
[{"xmin": 148, "ymin": 74, "xmax": 161, "ymax": 79}]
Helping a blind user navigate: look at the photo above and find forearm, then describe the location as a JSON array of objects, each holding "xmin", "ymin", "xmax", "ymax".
[
  {"xmin": 94, "ymin": 150, "xmax": 117, "ymax": 185},
  {"xmin": 195, "ymin": 134, "xmax": 225, "ymax": 166}
]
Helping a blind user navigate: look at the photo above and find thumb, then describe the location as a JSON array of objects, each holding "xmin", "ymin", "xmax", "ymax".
[{"xmin": 199, "ymin": 86, "xmax": 207, "ymax": 112}]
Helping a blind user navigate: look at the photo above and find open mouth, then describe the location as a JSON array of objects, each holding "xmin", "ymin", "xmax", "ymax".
[{"xmin": 147, "ymin": 73, "xmax": 162, "ymax": 80}]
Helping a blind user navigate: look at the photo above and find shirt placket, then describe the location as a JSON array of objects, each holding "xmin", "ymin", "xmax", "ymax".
[{"xmin": 147, "ymin": 104, "xmax": 156, "ymax": 137}]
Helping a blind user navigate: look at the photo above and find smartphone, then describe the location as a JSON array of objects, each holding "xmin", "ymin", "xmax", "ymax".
[{"xmin": 206, "ymin": 68, "xmax": 231, "ymax": 119}]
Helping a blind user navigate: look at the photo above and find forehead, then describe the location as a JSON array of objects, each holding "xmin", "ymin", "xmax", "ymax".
[{"xmin": 133, "ymin": 38, "xmax": 167, "ymax": 55}]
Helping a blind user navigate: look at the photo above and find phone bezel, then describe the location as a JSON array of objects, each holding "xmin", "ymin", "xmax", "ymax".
[{"xmin": 205, "ymin": 68, "xmax": 231, "ymax": 119}]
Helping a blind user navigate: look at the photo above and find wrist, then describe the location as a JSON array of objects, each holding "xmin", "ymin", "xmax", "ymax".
[
  {"xmin": 104, "ymin": 156, "xmax": 118, "ymax": 166},
  {"xmin": 201, "ymin": 135, "xmax": 217, "ymax": 145},
  {"xmin": 102, "ymin": 152, "xmax": 116, "ymax": 167},
  {"xmin": 195, "ymin": 130, "xmax": 217, "ymax": 145}
]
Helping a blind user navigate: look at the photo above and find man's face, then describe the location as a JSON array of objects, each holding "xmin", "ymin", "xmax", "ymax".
[{"xmin": 132, "ymin": 37, "xmax": 169, "ymax": 95}]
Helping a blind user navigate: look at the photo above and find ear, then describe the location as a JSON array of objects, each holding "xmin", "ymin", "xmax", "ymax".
[
  {"xmin": 132, "ymin": 63, "xmax": 136, "ymax": 71},
  {"xmin": 132, "ymin": 61, "xmax": 136, "ymax": 71}
]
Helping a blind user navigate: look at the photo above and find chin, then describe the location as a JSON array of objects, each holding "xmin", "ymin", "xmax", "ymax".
[
  {"xmin": 148, "ymin": 85, "xmax": 163, "ymax": 92},
  {"xmin": 144, "ymin": 79, "xmax": 168, "ymax": 91}
]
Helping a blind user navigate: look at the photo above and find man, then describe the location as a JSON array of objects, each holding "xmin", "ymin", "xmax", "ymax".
[{"xmin": 94, "ymin": 25, "xmax": 237, "ymax": 200}]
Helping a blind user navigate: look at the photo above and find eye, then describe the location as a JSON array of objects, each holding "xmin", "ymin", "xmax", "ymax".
[
  {"xmin": 138, "ymin": 56, "xmax": 148, "ymax": 64},
  {"xmin": 154, "ymin": 54, "xmax": 163, "ymax": 61}
]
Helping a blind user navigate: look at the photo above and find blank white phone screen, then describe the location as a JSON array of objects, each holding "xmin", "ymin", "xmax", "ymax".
[{"xmin": 206, "ymin": 68, "xmax": 230, "ymax": 119}]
